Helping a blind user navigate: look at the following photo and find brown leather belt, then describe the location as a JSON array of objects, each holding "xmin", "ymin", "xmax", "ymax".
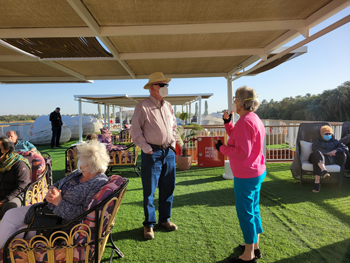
[{"xmin": 149, "ymin": 144, "xmax": 170, "ymax": 150}]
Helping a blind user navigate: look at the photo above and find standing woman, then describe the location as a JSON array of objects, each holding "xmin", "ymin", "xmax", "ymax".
[{"xmin": 215, "ymin": 86, "xmax": 266, "ymax": 263}]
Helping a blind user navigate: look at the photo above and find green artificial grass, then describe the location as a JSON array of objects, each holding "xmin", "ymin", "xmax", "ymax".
[{"xmin": 36, "ymin": 141, "xmax": 350, "ymax": 263}]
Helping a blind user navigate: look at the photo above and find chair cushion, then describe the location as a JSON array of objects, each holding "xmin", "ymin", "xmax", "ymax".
[
  {"xmin": 17, "ymin": 151, "xmax": 45, "ymax": 182},
  {"xmin": 97, "ymin": 133, "xmax": 112, "ymax": 144},
  {"xmin": 73, "ymin": 174, "xmax": 125, "ymax": 244},
  {"xmin": 301, "ymin": 161, "xmax": 341, "ymax": 172},
  {"xmin": 100, "ymin": 127, "xmax": 112, "ymax": 135},
  {"xmin": 300, "ymin": 140, "xmax": 313, "ymax": 162}
]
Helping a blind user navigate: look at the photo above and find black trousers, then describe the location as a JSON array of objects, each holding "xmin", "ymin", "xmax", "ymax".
[
  {"xmin": 308, "ymin": 150, "xmax": 344, "ymax": 176},
  {"xmin": 51, "ymin": 126, "xmax": 62, "ymax": 147}
]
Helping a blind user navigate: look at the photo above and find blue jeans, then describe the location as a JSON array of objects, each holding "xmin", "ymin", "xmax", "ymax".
[
  {"xmin": 141, "ymin": 148, "xmax": 176, "ymax": 227},
  {"xmin": 234, "ymin": 170, "xmax": 266, "ymax": 244}
]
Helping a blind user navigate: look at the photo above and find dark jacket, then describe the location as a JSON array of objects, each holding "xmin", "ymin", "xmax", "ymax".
[
  {"xmin": 312, "ymin": 137, "xmax": 348, "ymax": 164},
  {"xmin": 0, "ymin": 160, "xmax": 31, "ymax": 202},
  {"xmin": 50, "ymin": 111, "xmax": 63, "ymax": 127}
]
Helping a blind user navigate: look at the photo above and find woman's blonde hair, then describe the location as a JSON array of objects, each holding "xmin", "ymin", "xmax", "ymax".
[
  {"xmin": 320, "ymin": 125, "xmax": 333, "ymax": 135},
  {"xmin": 235, "ymin": 86, "xmax": 260, "ymax": 112},
  {"xmin": 77, "ymin": 140, "xmax": 110, "ymax": 174}
]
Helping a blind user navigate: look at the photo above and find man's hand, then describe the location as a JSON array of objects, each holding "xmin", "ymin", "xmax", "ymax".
[
  {"xmin": 215, "ymin": 140, "xmax": 223, "ymax": 151},
  {"xmin": 327, "ymin": 150, "xmax": 337, "ymax": 156},
  {"xmin": 223, "ymin": 111, "xmax": 233, "ymax": 124}
]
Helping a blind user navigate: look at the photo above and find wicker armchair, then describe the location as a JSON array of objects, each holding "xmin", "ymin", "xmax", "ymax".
[
  {"xmin": 119, "ymin": 129, "xmax": 132, "ymax": 143},
  {"xmin": 2, "ymin": 175, "xmax": 128, "ymax": 263},
  {"xmin": 17, "ymin": 151, "xmax": 52, "ymax": 206},
  {"xmin": 290, "ymin": 122, "xmax": 346, "ymax": 187},
  {"xmin": 65, "ymin": 144, "xmax": 140, "ymax": 176},
  {"xmin": 340, "ymin": 122, "xmax": 350, "ymax": 171}
]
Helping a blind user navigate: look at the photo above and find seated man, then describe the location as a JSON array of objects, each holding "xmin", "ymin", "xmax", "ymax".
[{"xmin": 6, "ymin": 130, "xmax": 37, "ymax": 152}]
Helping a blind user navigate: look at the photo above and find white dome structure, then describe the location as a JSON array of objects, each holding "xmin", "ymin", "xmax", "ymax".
[
  {"xmin": 26, "ymin": 115, "xmax": 71, "ymax": 145},
  {"xmin": 72, "ymin": 115, "xmax": 103, "ymax": 136},
  {"xmin": 62, "ymin": 116, "xmax": 79, "ymax": 139}
]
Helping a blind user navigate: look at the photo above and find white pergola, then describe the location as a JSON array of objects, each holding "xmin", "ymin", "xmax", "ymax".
[{"xmin": 74, "ymin": 93, "xmax": 213, "ymax": 142}]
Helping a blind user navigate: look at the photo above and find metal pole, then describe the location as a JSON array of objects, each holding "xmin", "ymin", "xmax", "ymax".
[
  {"xmin": 107, "ymin": 105, "xmax": 111, "ymax": 130},
  {"xmin": 104, "ymin": 104, "xmax": 107, "ymax": 128},
  {"xmin": 198, "ymin": 96, "xmax": 202, "ymax": 125},
  {"xmin": 78, "ymin": 99, "xmax": 83, "ymax": 143},
  {"xmin": 119, "ymin": 106, "xmax": 122, "ymax": 131},
  {"xmin": 189, "ymin": 103, "xmax": 192, "ymax": 123}
]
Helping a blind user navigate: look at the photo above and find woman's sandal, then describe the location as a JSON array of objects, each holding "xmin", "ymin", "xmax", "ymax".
[
  {"xmin": 321, "ymin": 170, "xmax": 330, "ymax": 180},
  {"xmin": 312, "ymin": 183, "xmax": 320, "ymax": 193},
  {"xmin": 237, "ymin": 244, "xmax": 262, "ymax": 259}
]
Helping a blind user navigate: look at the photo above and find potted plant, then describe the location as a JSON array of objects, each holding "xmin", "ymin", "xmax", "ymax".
[{"xmin": 176, "ymin": 112, "xmax": 203, "ymax": 170}]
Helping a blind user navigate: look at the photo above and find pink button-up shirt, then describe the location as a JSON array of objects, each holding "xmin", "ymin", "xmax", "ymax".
[{"xmin": 131, "ymin": 95, "xmax": 177, "ymax": 153}]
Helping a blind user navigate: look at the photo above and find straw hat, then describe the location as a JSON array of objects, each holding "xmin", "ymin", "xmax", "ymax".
[{"xmin": 143, "ymin": 72, "xmax": 171, "ymax": 89}]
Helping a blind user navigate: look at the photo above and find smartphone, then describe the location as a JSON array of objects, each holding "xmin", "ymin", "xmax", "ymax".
[{"xmin": 211, "ymin": 138, "xmax": 218, "ymax": 143}]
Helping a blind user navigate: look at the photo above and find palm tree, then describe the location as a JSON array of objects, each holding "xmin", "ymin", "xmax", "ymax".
[{"xmin": 326, "ymin": 87, "xmax": 348, "ymax": 121}]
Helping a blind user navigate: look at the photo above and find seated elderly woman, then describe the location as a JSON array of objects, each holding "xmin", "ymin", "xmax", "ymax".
[
  {"xmin": 0, "ymin": 139, "xmax": 110, "ymax": 249},
  {"xmin": 6, "ymin": 130, "xmax": 37, "ymax": 152},
  {"xmin": 309, "ymin": 125, "xmax": 348, "ymax": 193},
  {"xmin": 0, "ymin": 136, "xmax": 31, "ymax": 219}
]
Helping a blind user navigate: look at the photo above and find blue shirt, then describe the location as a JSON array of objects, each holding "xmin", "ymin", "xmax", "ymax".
[{"xmin": 15, "ymin": 140, "xmax": 36, "ymax": 152}]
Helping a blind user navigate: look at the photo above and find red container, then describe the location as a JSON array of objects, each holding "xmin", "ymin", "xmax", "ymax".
[{"xmin": 197, "ymin": 136, "xmax": 225, "ymax": 167}]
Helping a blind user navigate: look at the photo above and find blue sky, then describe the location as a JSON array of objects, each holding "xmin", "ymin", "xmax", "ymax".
[{"xmin": 1, "ymin": 7, "xmax": 349, "ymax": 116}]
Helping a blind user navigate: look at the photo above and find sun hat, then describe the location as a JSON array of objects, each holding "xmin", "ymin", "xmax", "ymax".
[{"xmin": 143, "ymin": 72, "xmax": 171, "ymax": 89}]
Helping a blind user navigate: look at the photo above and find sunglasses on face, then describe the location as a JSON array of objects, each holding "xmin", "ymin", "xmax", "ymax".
[
  {"xmin": 324, "ymin": 133, "xmax": 332, "ymax": 136},
  {"xmin": 152, "ymin": 83, "xmax": 169, "ymax": 88}
]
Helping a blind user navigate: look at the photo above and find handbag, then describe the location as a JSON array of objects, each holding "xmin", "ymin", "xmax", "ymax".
[{"xmin": 27, "ymin": 206, "xmax": 62, "ymax": 239}]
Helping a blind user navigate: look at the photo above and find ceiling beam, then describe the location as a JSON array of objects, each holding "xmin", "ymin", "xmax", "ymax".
[
  {"xmin": 88, "ymin": 73, "xmax": 227, "ymax": 80},
  {"xmin": 0, "ymin": 55, "xmax": 37, "ymax": 62},
  {"xmin": 0, "ymin": 27, "xmax": 94, "ymax": 38},
  {"xmin": 232, "ymin": 14, "xmax": 350, "ymax": 81},
  {"xmin": 66, "ymin": 0, "xmax": 136, "ymax": 79},
  {"xmin": 0, "ymin": 76, "xmax": 85, "ymax": 82},
  {"xmin": 40, "ymin": 61, "xmax": 87, "ymax": 80},
  {"xmin": 119, "ymin": 49, "xmax": 264, "ymax": 60},
  {"xmin": 100, "ymin": 20, "xmax": 305, "ymax": 36}
]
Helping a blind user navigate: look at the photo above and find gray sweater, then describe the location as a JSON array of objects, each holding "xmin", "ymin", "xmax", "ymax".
[{"xmin": 50, "ymin": 170, "xmax": 108, "ymax": 221}]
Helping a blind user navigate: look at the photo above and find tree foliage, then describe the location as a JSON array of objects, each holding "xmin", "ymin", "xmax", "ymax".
[{"xmin": 254, "ymin": 81, "xmax": 350, "ymax": 121}]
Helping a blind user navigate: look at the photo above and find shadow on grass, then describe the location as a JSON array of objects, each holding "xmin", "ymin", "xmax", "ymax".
[
  {"xmin": 261, "ymin": 170, "xmax": 350, "ymax": 228},
  {"xmin": 271, "ymin": 238, "xmax": 350, "ymax": 263},
  {"xmin": 176, "ymin": 175, "xmax": 225, "ymax": 186}
]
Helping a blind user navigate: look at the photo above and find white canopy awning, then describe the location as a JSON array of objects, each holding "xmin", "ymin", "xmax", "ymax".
[{"xmin": 74, "ymin": 93, "xmax": 213, "ymax": 142}]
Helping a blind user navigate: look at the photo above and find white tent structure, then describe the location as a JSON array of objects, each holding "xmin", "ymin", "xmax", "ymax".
[
  {"xmin": 73, "ymin": 93, "xmax": 213, "ymax": 143},
  {"xmin": 72, "ymin": 115, "xmax": 103, "ymax": 137},
  {"xmin": 26, "ymin": 115, "xmax": 71, "ymax": 145},
  {"xmin": 62, "ymin": 115, "xmax": 79, "ymax": 139}
]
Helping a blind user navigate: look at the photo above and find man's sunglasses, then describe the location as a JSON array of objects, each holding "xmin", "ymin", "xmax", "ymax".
[
  {"xmin": 152, "ymin": 83, "xmax": 169, "ymax": 88},
  {"xmin": 324, "ymin": 133, "xmax": 332, "ymax": 135}
]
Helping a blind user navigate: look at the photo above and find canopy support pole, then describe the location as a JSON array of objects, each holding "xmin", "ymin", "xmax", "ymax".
[
  {"xmin": 198, "ymin": 96, "xmax": 202, "ymax": 125},
  {"xmin": 104, "ymin": 104, "xmax": 107, "ymax": 128},
  {"xmin": 78, "ymin": 99, "xmax": 83, "ymax": 143},
  {"xmin": 107, "ymin": 105, "xmax": 110, "ymax": 130},
  {"xmin": 119, "ymin": 107, "xmax": 122, "ymax": 131}
]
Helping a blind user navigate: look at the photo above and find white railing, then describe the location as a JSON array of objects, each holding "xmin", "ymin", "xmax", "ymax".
[
  {"xmin": 0, "ymin": 123, "xmax": 32, "ymax": 139},
  {"xmin": 182, "ymin": 121, "xmax": 344, "ymax": 163}
]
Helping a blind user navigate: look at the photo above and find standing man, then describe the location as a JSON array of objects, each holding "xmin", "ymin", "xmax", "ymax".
[
  {"xmin": 131, "ymin": 72, "xmax": 177, "ymax": 240},
  {"xmin": 50, "ymin": 107, "xmax": 63, "ymax": 148}
]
